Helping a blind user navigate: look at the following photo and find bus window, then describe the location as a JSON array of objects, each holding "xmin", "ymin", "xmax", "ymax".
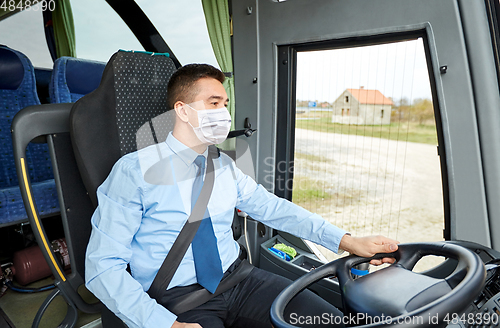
[
  {"xmin": 291, "ymin": 38, "xmax": 444, "ymax": 270},
  {"xmin": 72, "ymin": 0, "xmax": 144, "ymax": 62},
  {"xmin": 0, "ymin": 3, "xmax": 53, "ymax": 68},
  {"xmin": 135, "ymin": 0, "xmax": 218, "ymax": 67}
]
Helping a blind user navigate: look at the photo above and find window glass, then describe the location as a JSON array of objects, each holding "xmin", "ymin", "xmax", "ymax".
[
  {"xmin": 293, "ymin": 38, "xmax": 444, "ymax": 270},
  {"xmin": 135, "ymin": 0, "xmax": 219, "ymax": 68},
  {"xmin": 0, "ymin": 3, "xmax": 53, "ymax": 68},
  {"xmin": 72, "ymin": 0, "xmax": 144, "ymax": 62},
  {"xmin": 0, "ymin": 1, "xmax": 219, "ymax": 68}
]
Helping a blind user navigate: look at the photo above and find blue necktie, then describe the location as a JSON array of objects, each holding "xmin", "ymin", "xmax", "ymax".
[{"xmin": 191, "ymin": 155, "xmax": 224, "ymax": 293}]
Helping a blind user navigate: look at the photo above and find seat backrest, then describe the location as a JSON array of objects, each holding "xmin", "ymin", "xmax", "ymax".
[
  {"xmin": 0, "ymin": 45, "xmax": 53, "ymax": 189},
  {"xmin": 70, "ymin": 50, "xmax": 177, "ymax": 207},
  {"xmin": 50, "ymin": 56, "xmax": 106, "ymax": 104}
]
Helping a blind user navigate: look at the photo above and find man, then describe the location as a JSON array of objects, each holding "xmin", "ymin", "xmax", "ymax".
[{"xmin": 85, "ymin": 64, "xmax": 399, "ymax": 328}]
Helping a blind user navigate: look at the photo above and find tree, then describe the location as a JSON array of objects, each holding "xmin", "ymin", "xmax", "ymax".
[
  {"xmin": 392, "ymin": 98, "xmax": 434, "ymax": 124},
  {"xmin": 392, "ymin": 97, "xmax": 410, "ymax": 122},
  {"xmin": 410, "ymin": 98, "xmax": 434, "ymax": 125}
]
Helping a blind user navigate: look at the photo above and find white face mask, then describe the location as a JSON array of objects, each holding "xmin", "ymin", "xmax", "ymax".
[{"xmin": 186, "ymin": 103, "xmax": 232, "ymax": 145}]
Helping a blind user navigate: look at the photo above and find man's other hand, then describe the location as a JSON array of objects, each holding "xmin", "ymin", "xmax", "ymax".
[
  {"xmin": 339, "ymin": 234, "xmax": 399, "ymax": 265},
  {"xmin": 171, "ymin": 321, "xmax": 202, "ymax": 328}
]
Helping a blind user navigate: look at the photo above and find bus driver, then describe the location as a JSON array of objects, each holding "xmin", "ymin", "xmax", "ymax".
[{"xmin": 85, "ymin": 64, "xmax": 399, "ymax": 328}]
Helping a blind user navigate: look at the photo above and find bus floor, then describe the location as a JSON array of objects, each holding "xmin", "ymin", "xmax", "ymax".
[{"xmin": 0, "ymin": 277, "xmax": 101, "ymax": 328}]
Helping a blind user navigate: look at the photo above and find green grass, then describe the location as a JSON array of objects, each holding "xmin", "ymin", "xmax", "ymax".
[
  {"xmin": 296, "ymin": 111, "xmax": 438, "ymax": 145},
  {"xmin": 292, "ymin": 175, "xmax": 332, "ymax": 203},
  {"xmin": 291, "ymin": 175, "xmax": 361, "ymax": 211},
  {"xmin": 294, "ymin": 151, "xmax": 329, "ymax": 163}
]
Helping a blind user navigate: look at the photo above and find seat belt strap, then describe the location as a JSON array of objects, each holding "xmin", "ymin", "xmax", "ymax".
[
  {"xmin": 163, "ymin": 259, "xmax": 254, "ymax": 315},
  {"xmin": 147, "ymin": 146, "xmax": 217, "ymax": 301},
  {"xmin": 148, "ymin": 146, "xmax": 253, "ymax": 312}
]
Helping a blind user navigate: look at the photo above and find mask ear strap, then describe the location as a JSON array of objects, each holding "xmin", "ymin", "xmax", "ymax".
[{"xmin": 185, "ymin": 103, "xmax": 200, "ymax": 128}]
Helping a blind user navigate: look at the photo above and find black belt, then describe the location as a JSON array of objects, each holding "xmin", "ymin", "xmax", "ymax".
[{"xmin": 162, "ymin": 258, "xmax": 254, "ymax": 315}]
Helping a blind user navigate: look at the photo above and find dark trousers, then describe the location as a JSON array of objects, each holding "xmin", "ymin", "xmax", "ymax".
[{"xmin": 159, "ymin": 259, "xmax": 345, "ymax": 328}]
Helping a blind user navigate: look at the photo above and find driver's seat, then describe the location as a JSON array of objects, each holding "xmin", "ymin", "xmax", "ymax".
[{"xmin": 70, "ymin": 50, "xmax": 178, "ymax": 326}]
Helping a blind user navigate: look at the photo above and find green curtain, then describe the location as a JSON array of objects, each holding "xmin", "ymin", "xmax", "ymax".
[
  {"xmin": 53, "ymin": 0, "xmax": 76, "ymax": 58},
  {"xmin": 202, "ymin": 0, "xmax": 235, "ymax": 150}
]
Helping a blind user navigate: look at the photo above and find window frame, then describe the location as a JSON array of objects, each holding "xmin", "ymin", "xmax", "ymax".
[
  {"xmin": 484, "ymin": 0, "xmax": 500, "ymax": 90},
  {"xmin": 275, "ymin": 30, "xmax": 451, "ymax": 240}
]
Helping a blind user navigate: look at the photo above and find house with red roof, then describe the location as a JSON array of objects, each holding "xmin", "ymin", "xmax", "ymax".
[{"xmin": 331, "ymin": 87, "xmax": 394, "ymax": 125}]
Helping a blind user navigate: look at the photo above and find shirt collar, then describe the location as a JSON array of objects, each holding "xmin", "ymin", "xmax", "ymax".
[{"xmin": 165, "ymin": 132, "xmax": 208, "ymax": 167}]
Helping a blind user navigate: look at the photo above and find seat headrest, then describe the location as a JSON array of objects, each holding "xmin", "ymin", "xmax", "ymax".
[
  {"xmin": 70, "ymin": 50, "xmax": 177, "ymax": 207},
  {"xmin": 62, "ymin": 57, "xmax": 106, "ymax": 95},
  {"xmin": 0, "ymin": 46, "xmax": 25, "ymax": 90},
  {"xmin": 103, "ymin": 50, "xmax": 177, "ymax": 155}
]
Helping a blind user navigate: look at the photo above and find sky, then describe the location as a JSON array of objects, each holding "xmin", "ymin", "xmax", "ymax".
[
  {"xmin": 296, "ymin": 38, "xmax": 432, "ymax": 104},
  {"xmin": 0, "ymin": 2, "xmax": 54, "ymax": 68},
  {"xmin": 0, "ymin": 1, "xmax": 431, "ymax": 102}
]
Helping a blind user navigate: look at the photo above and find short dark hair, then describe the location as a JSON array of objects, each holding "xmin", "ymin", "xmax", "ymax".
[{"xmin": 166, "ymin": 64, "xmax": 225, "ymax": 110}]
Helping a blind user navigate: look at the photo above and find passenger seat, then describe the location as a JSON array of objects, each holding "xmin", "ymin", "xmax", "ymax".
[
  {"xmin": 0, "ymin": 45, "xmax": 59, "ymax": 226},
  {"xmin": 49, "ymin": 56, "xmax": 105, "ymax": 103}
]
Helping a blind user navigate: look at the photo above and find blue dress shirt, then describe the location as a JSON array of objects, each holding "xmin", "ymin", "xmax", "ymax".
[{"xmin": 85, "ymin": 132, "xmax": 347, "ymax": 328}]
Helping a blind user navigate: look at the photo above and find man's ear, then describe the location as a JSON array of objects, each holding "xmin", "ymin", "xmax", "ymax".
[{"xmin": 174, "ymin": 101, "xmax": 189, "ymax": 123}]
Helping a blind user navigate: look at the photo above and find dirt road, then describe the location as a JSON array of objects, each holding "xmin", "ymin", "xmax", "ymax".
[{"xmin": 293, "ymin": 128, "xmax": 445, "ymax": 269}]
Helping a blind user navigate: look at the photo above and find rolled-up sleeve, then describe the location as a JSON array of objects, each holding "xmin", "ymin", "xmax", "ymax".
[
  {"xmin": 233, "ymin": 162, "xmax": 348, "ymax": 254},
  {"xmin": 85, "ymin": 158, "xmax": 177, "ymax": 328}
]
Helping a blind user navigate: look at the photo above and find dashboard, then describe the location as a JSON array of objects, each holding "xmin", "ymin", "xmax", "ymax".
[{"xmin": 445, "ymin": 242, "xmax": 500, "ymax": 328}]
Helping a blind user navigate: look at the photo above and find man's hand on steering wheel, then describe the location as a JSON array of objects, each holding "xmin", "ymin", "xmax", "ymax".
[{"xmin": 339, "ymin": 234, "xmax": 400, "ymax": 265}]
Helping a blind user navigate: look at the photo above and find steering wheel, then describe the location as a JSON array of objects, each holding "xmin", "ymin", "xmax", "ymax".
[{"xmin": 271, "ymin": 242, "xmax": 486, "ymax": 327}]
